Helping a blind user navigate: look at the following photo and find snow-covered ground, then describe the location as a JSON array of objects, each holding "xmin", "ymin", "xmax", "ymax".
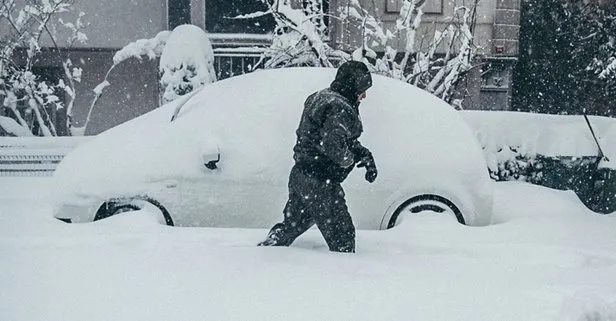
[{"xmin": 1, "ymin": 178, "xmax": 616, "ymax": 321}]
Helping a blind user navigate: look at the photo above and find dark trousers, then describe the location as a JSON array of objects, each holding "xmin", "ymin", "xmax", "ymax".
[{"xmin": 259, "ymin": 164, "xmax": 356, "ymax": 252}]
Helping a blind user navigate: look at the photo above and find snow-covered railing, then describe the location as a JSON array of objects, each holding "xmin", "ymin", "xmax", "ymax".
[
  {"xmin": 213, "ymin": 47, "xmax": 264, "ymax": 79},
  {"xmin": 0, "ymin": 137, "xmax": 91, "ymax": 177}
]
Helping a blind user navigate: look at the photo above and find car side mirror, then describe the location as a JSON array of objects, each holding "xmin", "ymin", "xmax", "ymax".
[{"xmin": 204, "ymin": 153, "xmax": 220, "ymax": 170}]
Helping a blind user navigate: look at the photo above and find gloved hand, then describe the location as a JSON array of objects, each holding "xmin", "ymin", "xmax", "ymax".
[{"xmin": 357, "ymin": 153, "xmax": 377, "ymax": 183}]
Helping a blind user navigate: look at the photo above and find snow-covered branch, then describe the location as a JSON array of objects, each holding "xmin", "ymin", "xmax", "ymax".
[
  {"xmin": 0, "ymin": 0, "xmax": 87, "ymax": 136},
  {"xmin": 254, "ymin": 0, "xmax": 347, "ymax": 69},
  {"xmin": 82, "ymin": 30, "xmax": 170, "ymax": 133},
  {"xmin": 112, "ymin": 30, "xmax": 169, "ymax": 66},
  {"xmin": 599, "ymin": 58, "xmax": 616, "ymax": 79}
]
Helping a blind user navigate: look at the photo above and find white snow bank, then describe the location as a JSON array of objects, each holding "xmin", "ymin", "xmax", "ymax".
[
  {"xmin": 2, "ymin": 181, "xmax": 616, "ymax": 320},
  {"xmin": 557, "ymin": 292, "xmax": 616, "ymax": 321},
  {"xmin": 490, "ymin": 181, "xmax": 596, "ymax": 224},
  {"xmin": 0, "ymin": 177, "xmax": 54, "ymax": 201}
]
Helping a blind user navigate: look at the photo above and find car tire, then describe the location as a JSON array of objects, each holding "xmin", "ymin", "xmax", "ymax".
[
  {"xmin": 94, "ymin": 197, "xmax": 175, "ymax": 226},
  {"xmin": 386, "ymin": 194, "xmax": 465, "ymax": 228}
]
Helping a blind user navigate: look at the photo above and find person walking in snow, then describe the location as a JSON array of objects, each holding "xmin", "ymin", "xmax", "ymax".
[{"xmin": 257, "ymin": 61, "xmax": 378, "ymax": 253}]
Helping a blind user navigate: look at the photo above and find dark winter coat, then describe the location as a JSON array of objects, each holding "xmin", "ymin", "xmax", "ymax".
[{"xmin": 292, "ymin": 61, "xmax": 373, "ymax": 183}]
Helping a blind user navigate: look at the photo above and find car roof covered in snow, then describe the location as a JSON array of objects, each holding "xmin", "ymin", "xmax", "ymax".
[{"xmin": 54, "ymin": 67, "xmax": 490, "ymax": 202}]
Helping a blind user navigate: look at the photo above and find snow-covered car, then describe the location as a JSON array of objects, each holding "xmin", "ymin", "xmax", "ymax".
[
  {"xmin": 461, "ymin": 110, "xmax": 616, "ymax": 213},
  {"xmin": 52, "ymin": 68, "xmax": 494, "ymax": 229},
  {"xmin": 460, "ymin": 110, "xmax": 616, "ymax": 166}
]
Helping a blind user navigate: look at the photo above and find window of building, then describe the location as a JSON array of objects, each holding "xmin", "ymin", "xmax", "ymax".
[
  {"xmin": 205, "ymin": 0, "xmax": 276, "ymax": 34},
  {"xmin": 386, "ymin": 0, "xmax": 443, "ymax": 14},
  {"xmin": 205, "ymin": 1, "xmax": 330, "ymax": 34},
  {"xmin": 205, "ymin": 1, "xmax": 330, "ymax": 80},
  {"xmin": 168, "ymin": 0, "xmax": 191, "ymax": 30}
]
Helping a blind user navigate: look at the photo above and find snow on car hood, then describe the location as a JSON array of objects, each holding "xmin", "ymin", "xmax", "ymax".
[{"xmin": 54, "ymin": 68, "xmax": 491, "ymax": 203}]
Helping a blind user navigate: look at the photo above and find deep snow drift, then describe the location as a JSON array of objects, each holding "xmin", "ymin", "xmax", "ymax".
[{"xmin": 1, "ymin": 178, "xmax": 616, "ymax": 320}]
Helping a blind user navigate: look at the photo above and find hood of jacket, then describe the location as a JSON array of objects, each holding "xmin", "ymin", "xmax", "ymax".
[{"xmin": 329, "ymin": 61, "xmax": 373, "ymax": 105}]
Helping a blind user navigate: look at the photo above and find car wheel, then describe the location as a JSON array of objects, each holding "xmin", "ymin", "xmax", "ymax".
[
  {"xmin": 94, "ymin": 197, "xmax": 175, "ymax": 226},
  {"xmin": 386, "ymin": 194, "xmax": 465, "ymax": 228}
]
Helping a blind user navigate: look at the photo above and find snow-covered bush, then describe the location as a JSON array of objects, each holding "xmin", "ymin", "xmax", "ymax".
[
  {"xmin": 160, "ymin": 24, "xmax": 216, "ymax": 104},
  {"xmin": 343, "ymin": 0, "xmax": 478, "ymax": 104},
  {"xmin": 252, "ymin": 0, "xmax": 348, "ymax": 68},
  {"xmin": 0, "ymin": 0, "xmax": 87, "ymax": 136},
  {"xmin": 85, "ymin": 24, "xmax": 216, "ymax": 131},
  {"xmin": 251, "ymin": 0, "xmax": 479, "ymax": 106}
]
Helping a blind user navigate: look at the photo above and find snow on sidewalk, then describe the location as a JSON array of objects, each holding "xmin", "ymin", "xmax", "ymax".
[{"xmin": 1, "ymin": 179, "xmax": 616, "ymax": 320}]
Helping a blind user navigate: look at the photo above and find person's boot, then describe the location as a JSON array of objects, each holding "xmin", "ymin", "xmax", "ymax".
[{"xmin": 257, "ymin": 223, "xmax": 284, "ymax": 246}]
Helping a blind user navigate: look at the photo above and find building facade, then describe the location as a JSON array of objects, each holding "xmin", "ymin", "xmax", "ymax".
[{"xmin": 2, "ymin": 0, "xmax": 520, "ymax": 135}]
